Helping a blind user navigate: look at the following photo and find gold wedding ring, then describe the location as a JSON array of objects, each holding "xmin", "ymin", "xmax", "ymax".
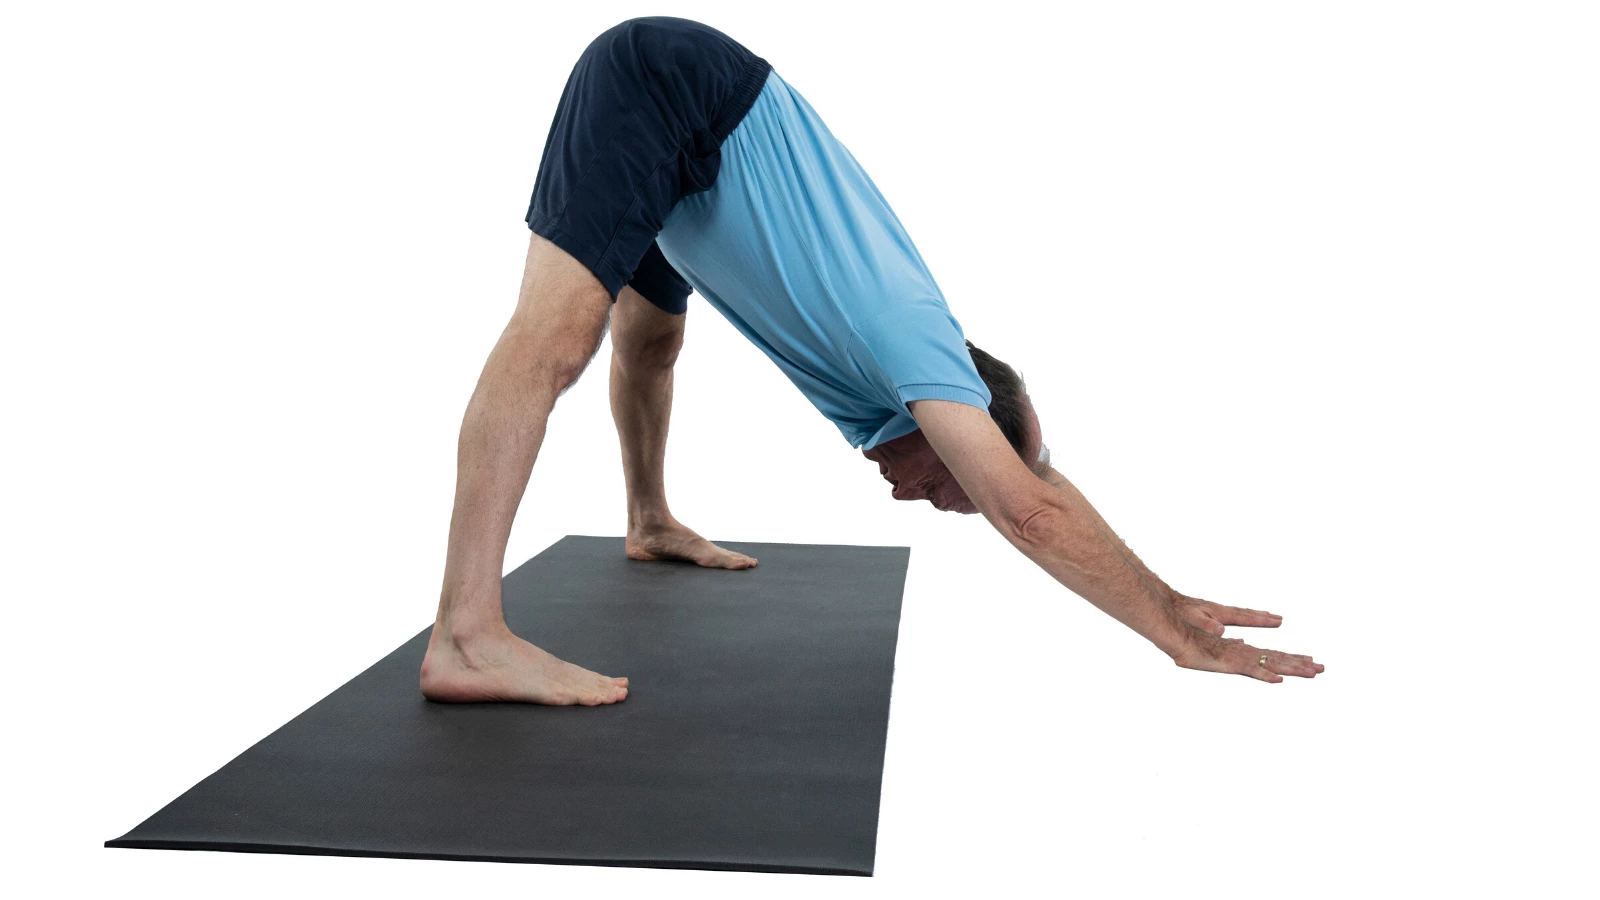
[{"xmin": 1258, "ymin": 654, "xmax": 1268, "ymax": 667}]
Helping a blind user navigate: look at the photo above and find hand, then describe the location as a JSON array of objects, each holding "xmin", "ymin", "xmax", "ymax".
[
  {"xmin": 1170, "ymin": 592, "xmax": 1284, "ymax": 636},
  {"xmin": 1171, "ymin": 630, "xmax": 1324, "ymax": 683}
]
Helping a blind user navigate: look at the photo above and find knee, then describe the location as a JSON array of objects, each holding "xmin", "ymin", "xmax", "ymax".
[
  {"xmin": 545, "ymin": 354, "xmax": 591, "ymax": 392},
  {"xmin": 617, "ymin": 328, "xmax": 683, "ymax": 374},
  {"xmin": 549, "ymin": 333, "xmax": 609, "ymax": 392},
  {"xmin": 509, "ymin": 319, "xmax": 607, "ymax": 395}
]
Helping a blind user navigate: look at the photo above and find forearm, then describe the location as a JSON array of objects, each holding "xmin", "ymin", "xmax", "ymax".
[
  {"xmin": 1040, "ymin": 466, "xmax": 1175, "ymax": 598},
  {"xmin": 1008, "ymin": 483, "xmax": 1190, "ymax": 657},
  {"xmin": 902, "ymin": 398, "xmax": 1191, "ymax": 655},
  {"xmin": 608, "ymin": 352, "xmax": 674, "ymax": 526}
]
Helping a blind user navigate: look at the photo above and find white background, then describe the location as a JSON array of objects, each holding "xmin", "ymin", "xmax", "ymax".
[{"xmin": 2, "ymin": 1, "xmax": 1595, "ymax": 897}]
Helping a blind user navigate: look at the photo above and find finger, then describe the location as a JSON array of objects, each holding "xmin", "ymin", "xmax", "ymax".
[
  {"xmin": 1231, "ymin": 646, "xmax": 1280, "ymax": 683},
  {"xmin": 1212, "ymin": 605, "xmax": 1284, "ymax": 627},
  {"xmin": 1244, "ymin": 654, "xmax": 1284, "ymax": 683},
  {"xmin": 1264, "ymin": 651, "xmax": 1321, "ymax": 678},
  {"xmin": 1283, "ymin": 652, "xmax": 1324, "ymax": 672},
  {"xmin": 1176, "ymin": 603, "xmax": 1228, "ymax": 635}
]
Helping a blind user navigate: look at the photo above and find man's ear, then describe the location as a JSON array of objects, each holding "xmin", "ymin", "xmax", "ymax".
[{"xmin": 1029, "ymin": 444, "xmax": 1052, "ymax": 479}]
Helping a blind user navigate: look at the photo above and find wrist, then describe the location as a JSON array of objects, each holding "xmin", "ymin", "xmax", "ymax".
[
  {"xmin": 1148, "ymin": 599, "xmax": 1196, "ymax": 660},
  {"xmin": 1137, "ymin": 573, "xmax": 1183, "ymax": 617}
]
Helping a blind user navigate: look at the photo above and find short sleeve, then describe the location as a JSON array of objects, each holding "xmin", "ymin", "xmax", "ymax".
[{"xmin": 847, "ymin": 299, "xmax": 991, "ymax": 446}]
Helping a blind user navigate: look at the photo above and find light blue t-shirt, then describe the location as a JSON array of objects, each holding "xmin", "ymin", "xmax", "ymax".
[{"xmin": 655, "ymin": 68, "xmax": 990, "ymax": 450}]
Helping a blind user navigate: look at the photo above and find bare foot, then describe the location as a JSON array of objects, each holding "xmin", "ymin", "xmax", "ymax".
[
  {"xmin": 626, "ymin": 520, "xmax": 757, "ymax": 569},
  {"xmin": 419, "ymin": 626, "xmax": 629, "ymax": 704}
]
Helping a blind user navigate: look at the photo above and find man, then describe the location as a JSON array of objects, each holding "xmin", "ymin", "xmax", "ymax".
[{"xmin": 419, "ymin": 16, "xmax": 1323, "ymax": 704}]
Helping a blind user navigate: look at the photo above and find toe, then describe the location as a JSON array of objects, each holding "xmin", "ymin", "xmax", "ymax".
[{"xmin": 578, "ymin": 683, "xmax": 615, "ymax": 705}]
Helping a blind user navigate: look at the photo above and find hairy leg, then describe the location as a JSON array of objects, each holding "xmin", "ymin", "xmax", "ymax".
[
  {"xmin": 420, "ymin": 232, "xmax": 630, "ymax": 705},
  {"xmin": 608, "ymin": 285, "xmax": 755, "ymax": 570}
]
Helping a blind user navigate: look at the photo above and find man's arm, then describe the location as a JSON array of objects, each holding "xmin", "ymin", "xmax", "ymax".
[
  {"xmin": 1037, "ymin": 465, "xmax": 1288, "ymax": 637},
  {"xmin": 908, "ymin": 399, "xmax": 1321, "ymax": 682}
]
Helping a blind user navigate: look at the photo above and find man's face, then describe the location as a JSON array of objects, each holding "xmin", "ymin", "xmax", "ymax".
[{"xmin": 861, "ymin": 399, "xmax": 1044, "ymax": 515}]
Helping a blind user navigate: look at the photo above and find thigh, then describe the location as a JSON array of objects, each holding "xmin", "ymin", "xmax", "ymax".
[{"xmin": 505, "ymin": 231, "xmax": 616, "ymax": 381}]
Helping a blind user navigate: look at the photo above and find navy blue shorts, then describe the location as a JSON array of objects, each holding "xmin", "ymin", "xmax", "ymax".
[{"xmin": 524, "ymin": 17, "xmax": 771, "ymax": 315}]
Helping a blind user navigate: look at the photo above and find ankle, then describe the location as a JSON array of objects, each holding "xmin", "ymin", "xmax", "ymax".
[
  {"xmin": 627, "ymin": 509, "xmax": 677, "ymax": 533},
  {"xmin": 430, "ymin": 617, "xmax": 512, "ymax": 652}
]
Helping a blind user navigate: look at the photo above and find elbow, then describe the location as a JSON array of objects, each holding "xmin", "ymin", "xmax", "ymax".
[{"xmin": 1007, "ymin": 498, "xmax": 1066, "ymax": 550}]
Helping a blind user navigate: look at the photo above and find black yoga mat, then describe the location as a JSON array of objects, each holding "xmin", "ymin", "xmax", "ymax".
[{"xmin": 106, "ymin": 535, "xmax": 908, "ymax": 876}]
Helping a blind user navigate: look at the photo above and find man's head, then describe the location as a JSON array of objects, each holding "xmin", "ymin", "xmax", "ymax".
[{"xmin": 860, "ymin": 340, "xmax": 1046, "ymax": 514}]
